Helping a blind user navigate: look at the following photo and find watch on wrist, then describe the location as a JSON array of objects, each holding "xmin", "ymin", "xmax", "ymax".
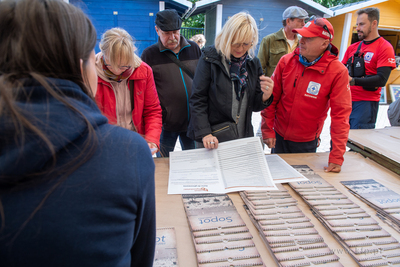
[{"xmin": 350, "ymin": 78, "xmax": 355, "ymax": 86}]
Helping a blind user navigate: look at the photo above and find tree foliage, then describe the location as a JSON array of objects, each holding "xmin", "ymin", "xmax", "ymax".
[
  {"xmin": 182, "ymin": 0, "xmax": 204, "ymax": 28},
  {"xmin": 182, "ymin": 13, "xmax": 205, "ymax": 28},
  {"xmin": 312, "ymin": 0, "xmax": 360, "ymax": 8}
]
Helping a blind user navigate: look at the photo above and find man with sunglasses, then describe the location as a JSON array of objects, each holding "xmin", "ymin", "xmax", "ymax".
[
  {"xmin": 261, "ymin": 17, "xmax": 352, "ymax": 173},
  {"xmin": 342, "ymin": 8, "xmax": 396, "ymax": 129},
  {"xmin": 141, "ymin": 9, "xmax": 201, "ymax": 157},
  {"xmin": 256, "ymin": 6, "xmax": 308, "ymax": 146}
]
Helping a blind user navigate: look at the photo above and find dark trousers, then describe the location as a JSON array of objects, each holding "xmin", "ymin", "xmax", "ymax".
[
  {"xmin": 272, "ymin": 132, "xmax": 318, "ymax": 154},
  {"xmin": 156, "ymin": 128, "xmax": 195, "ymax": 157},
  {"xmin": 349, "ymin": 101, "xmax": 379, "ymax": 129}
]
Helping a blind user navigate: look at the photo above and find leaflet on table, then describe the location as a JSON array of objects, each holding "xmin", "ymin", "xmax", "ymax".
[
  {"xmin": 168, "ymin": 137, "xmax": 277, "ymax": 194},
  {"xmin": 240, "ymin": 182, "xmax": 343, "ymax": 267},
  {"xmin": 153, "ymin": 227, "xmax": 178, "ymax": 267},
  {"xmin": 341, "ymin": 179, "xmax": 400, "ymax": 209},
  {"xmin": 288, "ymin": 166, "xmax": 400, "ymax": 267},
  {"xmin": 264, "ymin": 154, "xmax": 308, "ymax": 183}
]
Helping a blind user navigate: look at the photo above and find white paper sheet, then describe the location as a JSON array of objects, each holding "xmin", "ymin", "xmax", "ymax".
[
  {"xmin": 168, "ymin": 137, "xmax": 278, "ymax": 194},
  {"xmin": 265, "ymin": 154, "xmax": 308, "ymax": 183}
]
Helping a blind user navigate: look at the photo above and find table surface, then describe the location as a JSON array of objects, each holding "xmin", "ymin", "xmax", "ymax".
[
  {"xmin": 348, "ymin": 127, "xmax": 400, "ymax": 163},
  {"xmin": 154, "ymin": 151, "xmax": 400, "ymax": 267}
]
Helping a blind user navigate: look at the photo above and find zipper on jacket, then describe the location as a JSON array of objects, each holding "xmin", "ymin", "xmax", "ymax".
[
  {"xmin": 293, "ymin": 74, "xmax": 298, "ymax": 87},
  {"xmin": 212, "ymin": 125, "xmax": 230, "ymax": 134},
  {"xmin": 292, "ymin": 67, "xmax": 306, "ymax": 88}
]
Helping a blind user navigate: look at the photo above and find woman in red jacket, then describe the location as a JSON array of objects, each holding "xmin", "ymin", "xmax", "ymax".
[{"xmin": 95, "ymin": 28, "xmax": 162, "ymax": 154}]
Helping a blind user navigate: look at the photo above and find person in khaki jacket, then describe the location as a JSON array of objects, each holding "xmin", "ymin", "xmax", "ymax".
[
  {"xmin": 258, "ymin": 6, "xmax": 309, "ymax": 77},
  {"xmin": 256, "ymin": 6, "xmax": 308, "ymax": 143}
]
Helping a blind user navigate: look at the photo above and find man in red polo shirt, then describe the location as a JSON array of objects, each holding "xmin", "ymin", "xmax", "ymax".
[{"xmin": 342, "ymin": 7, "xmax": 396, "ymax": 129}]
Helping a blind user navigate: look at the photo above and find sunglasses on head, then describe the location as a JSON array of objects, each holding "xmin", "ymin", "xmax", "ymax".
[{"xmin": 308, "ymin": 15, "xmax": 332, "ymax": 41}]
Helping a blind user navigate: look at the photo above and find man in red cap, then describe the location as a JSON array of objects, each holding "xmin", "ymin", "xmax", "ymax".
[{"xmin": 261, "ymin": 17, "xmax": 352, "ymax": 173}]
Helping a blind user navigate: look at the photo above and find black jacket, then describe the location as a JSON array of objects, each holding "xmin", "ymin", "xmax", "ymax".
[
  {"xmin": 141, "ymin": 36, "xmax": 201, "ymax": 132},
  {"xmin": 187, "ymin": 46, "xmax": 273, "ymax": 142}
]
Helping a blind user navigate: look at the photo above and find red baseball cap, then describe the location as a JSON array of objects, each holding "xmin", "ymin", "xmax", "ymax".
[{"xmin": 293, "ymin": 17, "xmax": 334, "ymax": 40}]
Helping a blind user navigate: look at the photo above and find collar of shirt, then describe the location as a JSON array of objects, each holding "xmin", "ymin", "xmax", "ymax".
[{"xmin": 283, "ymin": 29, "xmax": 299, "ymax": 53}]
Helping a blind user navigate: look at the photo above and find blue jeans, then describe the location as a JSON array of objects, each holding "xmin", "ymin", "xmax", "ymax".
[
  {"xmin": 156, "ymin": 128, "xmax": 195, "ymax": 157},
  {"xmin": 349, "ymin": 101, "xmax": 379, "ymax": 129},
  {"xmin": 272, "ymin": 132, "xmax": 318, "ymax": 154}
]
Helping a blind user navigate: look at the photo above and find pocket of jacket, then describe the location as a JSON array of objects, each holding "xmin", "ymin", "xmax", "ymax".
[{"xmin": 270, "ymin": 47, "xmax": 286, "ymax": 68}]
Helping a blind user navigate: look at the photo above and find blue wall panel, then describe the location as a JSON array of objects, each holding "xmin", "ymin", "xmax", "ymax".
[{"xmin": 71, "ymin": 0, "xmax": 160, "ymax": 55}]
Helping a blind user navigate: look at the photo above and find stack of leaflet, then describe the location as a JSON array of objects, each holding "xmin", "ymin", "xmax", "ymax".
[
  {"xmin": 153, "ymin": 227, "xmax": 179, "ymax": 266},
  {"xmin": 341, "ymin": 179, "xmax": 400, "ymax": 233},
  {"xmin": 182, "ymin": 194, "xmax": 265, "ymax": 267},
  {"xmin": 289, "ymin": 165, "xmax": 400, "ymax": 267},
  {"xmin": 240, "ymin": 183, "xmax": 342, "ymax": 267}
]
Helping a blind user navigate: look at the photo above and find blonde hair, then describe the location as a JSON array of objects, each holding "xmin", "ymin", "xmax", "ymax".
[
  {"xmin": 190, "ymin": 34, "xmax": 206, "ymax": 48},
  {"xmin": 99, "ymin": 27, "xmax": 141, "ymax": 69},
  {"xmin": 215, "ymin": 12, "xmax": 258, "ymax": 60}
]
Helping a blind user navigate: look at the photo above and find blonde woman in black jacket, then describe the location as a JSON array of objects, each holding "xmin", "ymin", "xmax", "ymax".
[{"xmin": 187, "ymin": 12, "xmax": 274, "ymax": 149}]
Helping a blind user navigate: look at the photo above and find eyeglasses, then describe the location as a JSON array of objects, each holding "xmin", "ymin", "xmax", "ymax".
[
  {"xmin": 308, "ymin": 15, "xmax": 332, "ymax": 41},
  {"xmin": 103, "ymin": 56, "xmax": 131, "ymax": 71},
  {"xmin": 231, "ymin": 42, "xmax": 253, "ymax": 49}
]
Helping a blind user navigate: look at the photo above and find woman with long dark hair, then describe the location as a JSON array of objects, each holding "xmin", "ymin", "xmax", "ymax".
[{"xmin": 0, "ymin": 0, "xmax": 156, "ymax": 266}]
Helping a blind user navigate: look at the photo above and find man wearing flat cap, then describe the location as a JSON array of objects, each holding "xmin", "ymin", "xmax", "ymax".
[
  {"xmin": 258, "ymin": 6, "xmax": 309, "ymax": 77},
  {"xmin": 255, "ymin": 6, "xmax": 308, "ymax": 145},
  {"xmin": 141, "ymin": 9, "xmax": 201, "ymax": 157},
  {"xmin": 261, "ymin": 17, "xmax": 352, "ymax": 173}
]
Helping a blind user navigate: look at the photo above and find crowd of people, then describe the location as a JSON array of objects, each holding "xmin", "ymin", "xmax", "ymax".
[{"xmin": 0, "ymin": 0, "xmax": 397, "ymax": 265}]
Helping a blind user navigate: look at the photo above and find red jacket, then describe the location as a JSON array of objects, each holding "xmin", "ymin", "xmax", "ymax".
[
  {"xmin": 96, "ymin": 62, "xmax": 162, "ymax": 147},
  {"xmin": 261, "ymin": 46, "xmax": 352, "ymax": 165}
]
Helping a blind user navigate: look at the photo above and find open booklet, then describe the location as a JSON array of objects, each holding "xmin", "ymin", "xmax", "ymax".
[{"xmin": 168, "ymin": 137, "xmax": 278, "ymax": 194}]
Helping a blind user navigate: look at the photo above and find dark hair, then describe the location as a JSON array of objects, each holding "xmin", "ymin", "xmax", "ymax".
[
  {"xmin": 357, "ymin": 7, "xmax": 380, "ymax": 24},
  {"xmin": 0, "ymin": 0, "xmax": 97, "ymax": 237},
  {"xmin": 282, "ymin": 18, "xmax": 295, "ymax": 27}
]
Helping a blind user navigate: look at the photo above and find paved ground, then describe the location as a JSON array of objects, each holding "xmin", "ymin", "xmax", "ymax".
[{"xmin": 173, "ymin": 104, "xmax": 391, "ymax": 153}]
